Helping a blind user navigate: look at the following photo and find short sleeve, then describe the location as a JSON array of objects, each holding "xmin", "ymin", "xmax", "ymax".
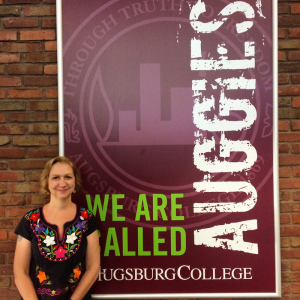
[
  {"xmin": 14, "ymin": 216, "xmax": 33, "ymax": 241},
  {"xmin": 87, "ymin": 213, "xmax": 99, "ymax": 236}
]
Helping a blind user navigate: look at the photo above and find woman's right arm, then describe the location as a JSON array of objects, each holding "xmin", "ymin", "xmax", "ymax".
[{"xmin": 13, "ymin": 235, "xmax": 39, "ymax": 300}]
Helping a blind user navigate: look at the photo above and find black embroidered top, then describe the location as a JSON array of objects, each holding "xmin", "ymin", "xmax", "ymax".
[{"xmin": 14, "ymin": 205, "xmax": 99, "ymax": 300}]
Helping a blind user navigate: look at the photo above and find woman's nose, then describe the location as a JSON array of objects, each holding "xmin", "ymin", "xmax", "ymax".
[{"xmin": 58, "ymin": 178, "xmax": 67, "ymax": 186}]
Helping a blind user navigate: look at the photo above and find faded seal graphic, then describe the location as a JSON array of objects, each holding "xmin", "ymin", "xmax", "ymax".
[{"xmin": 63, "ymin": 0, "xmax": 274, "ymax": 228}]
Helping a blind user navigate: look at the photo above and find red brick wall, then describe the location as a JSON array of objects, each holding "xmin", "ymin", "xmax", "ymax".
[
  {"xmin": 0, "ymin": 0, "xmax": 299, "ymax": 299},
  {"xmin": 279, "ymin": 1, "xmax": 300, "ymax": 300},
  {"xmin": 0, "ymin": 0, "xmax": 58, "ymax": 299}
]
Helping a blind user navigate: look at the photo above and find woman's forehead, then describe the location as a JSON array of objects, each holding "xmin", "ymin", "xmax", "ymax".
[{"xmin": 49, "ymin": 162, "xmax": 73, "ymax": 174}]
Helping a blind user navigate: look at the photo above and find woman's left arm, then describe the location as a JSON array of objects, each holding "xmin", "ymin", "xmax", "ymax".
[{"xmin": 70, "ymin": 230, "xmax": 100, "ymax": 300}]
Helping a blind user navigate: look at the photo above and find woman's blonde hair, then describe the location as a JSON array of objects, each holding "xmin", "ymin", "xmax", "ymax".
[{"xmin": 40, "ymin": 156, "xmax": 82, "ymax": 196}]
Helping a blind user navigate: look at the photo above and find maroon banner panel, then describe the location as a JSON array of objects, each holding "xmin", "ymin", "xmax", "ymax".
[{"xmin": 59, "ymin": 0, "xmax": 280, "ymax": 297}]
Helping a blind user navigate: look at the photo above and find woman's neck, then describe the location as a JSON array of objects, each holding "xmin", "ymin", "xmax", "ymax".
[{"xmin": 46, "ymin": 198, "xmax": 75, "ymax": 212}]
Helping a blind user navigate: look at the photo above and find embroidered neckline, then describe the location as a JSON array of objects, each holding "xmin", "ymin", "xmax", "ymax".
[
  {"xmin": 41, "ymin": 205, "xmax": 78, "ymax": 242},
  {"xmin": 25, "ymin": 206, "xmax": 92, "ymax": 261}
]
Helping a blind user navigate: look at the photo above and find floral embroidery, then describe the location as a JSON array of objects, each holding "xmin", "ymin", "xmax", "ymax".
[
  {"xmin": 66, "ymin": 232, "xmax": 77, "ymax": 244},
  {"xmin": 25, "ymin": 207, "xmax": 92, "ymax": 261},
  {"xmin": 35, "ymin": 263, "xmax": 82, "ymax": 296},
  {"xmin": 75, "ymin": 220, "xmax": 86, "ymax": 230},
  {"xmin": 35, "ymin": 221, "xmax": 46, "ymax": 234},
  {"xmin": 36, "ymin": 266, "xmax": 52, "ymax": 285},
  {"xmin": 36, "ymin": 284, "xmax": 77, "ymax": 296},
  {"xmin": 44, "ymin": 235, "xmax": 56, "ymax": 247},
  {"xmin": 73, "ymin": 267, "xmax": 81, "ymax": 279},
  {"xmin": 37, "ymin": 271, "xmax": 47, "ymax": 283},
  {"xmin": 81, "ymin": 210, "xmax": 88, "ymax": 219},
  {"xmin": 34, "ymin": 264, "xmax": 81, "ymax": 296},
  {"xmin": 54, "ymin": 246, "xmax": 67, "ymax": 258},
  {"xmin": 30, "ymin": 212, "xmax": 40, "ymax": 222},
  {"xmin": 69, "ymin": 263, "xmax": 82, "ymax": 283}
]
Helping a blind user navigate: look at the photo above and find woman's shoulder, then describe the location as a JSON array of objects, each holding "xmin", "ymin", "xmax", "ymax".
[
  {"xmin": 14, "ymin": 207, "xmax": 41, "ymax": 237},
  {"xmin": 77, "ymin": 206, "xmax": 99, "ymax": 234}
]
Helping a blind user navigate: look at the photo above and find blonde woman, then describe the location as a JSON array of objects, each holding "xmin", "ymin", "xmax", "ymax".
[{"xmin": 14, "ymin": 156, "xmax": 100, "ymax": 300}]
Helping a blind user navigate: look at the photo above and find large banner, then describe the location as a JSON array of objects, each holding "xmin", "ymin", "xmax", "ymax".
[{"xmin": 57, "ymin": 0, "xmax": 280, "ymax": 298}]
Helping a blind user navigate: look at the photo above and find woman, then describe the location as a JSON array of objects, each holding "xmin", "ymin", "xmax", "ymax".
[{"xmin": 14, "ymin": 156, "xmax": 100, "ymax": 300}]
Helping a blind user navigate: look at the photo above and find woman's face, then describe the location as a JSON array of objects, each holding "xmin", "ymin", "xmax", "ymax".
[{"xmin": 48, "ymin": 162, "xmax": 76, "ymax": 201}]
